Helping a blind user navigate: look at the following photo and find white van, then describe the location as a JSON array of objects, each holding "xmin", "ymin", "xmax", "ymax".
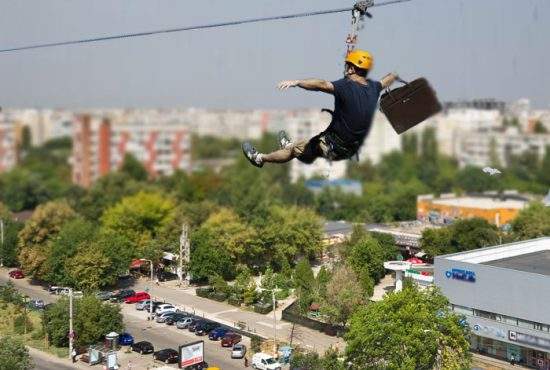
[{"xmin": 251, "ymin": 353, "xmax": 282, "ymax": 370}]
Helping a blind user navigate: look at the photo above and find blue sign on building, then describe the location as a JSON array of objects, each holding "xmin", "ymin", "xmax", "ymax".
[{"xmin": 445, "ymin": 268, "xmax": 476, "ymax": 282}]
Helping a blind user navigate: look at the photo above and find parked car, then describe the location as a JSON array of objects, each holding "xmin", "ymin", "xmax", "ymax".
[
  {"xmin": 176, "ymin": 317, "xmax": 195, "ymax": 329},
  {"xmin": 155, "ymin": 304, "xmax": 178, "ymax": 316},
  {"xmin": 195, "ymin": 321, "xmax": 219, "ymax": 336},
  {"xmin": 251, "ymin": 353, "xmax": 282, "ymax": 370},
  {"xmin": 157, "ymin": 271, "xmax": 178, "ymax": 282},
  {"xmin": 96, "ymin": 291, "xmax": 112, "ymax": 301},
  {"xmin": 164, "ymin": 313, "xmax": 189, "ymax": 325},
  {"xmin": 117, "ymin": 332, "xmax": 134, "ymax": 346},
  {"xmin": 208, "ymin": 327, "xmax": 230, "ymax": 341},
  {"xmin": 8, "ymin": 269, "xmax": 24, "ymax": 279},
  {"xmin": 138, "ymin": 300, "xmax": 163, "ymax": 312},
  {"xmin": 153, "ymin": 348, "xmax": 179, "ymax": 364},
  {"xmin": 156, "ymin": 312, "xmax": 177, "ymax": 323},
  {"xmin": 28, "ymin": 299, "xmax": 45, "ymax": 310},
  {"xmin": 231, "ymin": 344, "xmax": 247, "ymax": 359},
  {"xmin": 186, "ymin": 362, "xmax": 209, "ymax": 370},
  {"xmin": 221, "ymin": 333, "xmax": 242, "ymax": 347},
  {"xmin": 131, "ymin": 341, "xmax": 154, "ymax": 355},
  {"xmin": 110, "ymin": 289, "xmax": 135, "ymax": 302},
  {"xmin": 124, "ymin": 291, "xmax": 150, "ymax": 304},
  {"xmin": 48, "ymin": 286, "xmax": 67, "ymax": 294},
  {"xmin": 188, "ymin": 319, "xmax": 205, "ymax": 333}
]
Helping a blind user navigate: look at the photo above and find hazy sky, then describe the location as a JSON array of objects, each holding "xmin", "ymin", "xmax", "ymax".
[{"xmin": 0, "ymin": 0, "xmax": 548, "ymax": 109}]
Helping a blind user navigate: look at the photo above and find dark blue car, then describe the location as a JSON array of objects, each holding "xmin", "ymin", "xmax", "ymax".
[
  {"xmin": 208, "ymin": 327, "xmax": 229, "ymax": 340},
  {"xmin": 118, "ymin": 332, "xmax": 134, "ymax": 346}
]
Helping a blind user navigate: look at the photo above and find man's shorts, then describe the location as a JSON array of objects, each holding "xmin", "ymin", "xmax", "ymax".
[{"xmin": 291, "ymin": 135, "xmax": 332, "ymax": 164}]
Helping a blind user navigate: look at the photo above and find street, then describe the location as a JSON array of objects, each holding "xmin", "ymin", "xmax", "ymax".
[{"xmin": 0, "ymin": 271, "xmax": 248, "ymax": 370}]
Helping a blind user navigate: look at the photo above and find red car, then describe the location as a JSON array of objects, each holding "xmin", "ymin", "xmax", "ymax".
[
  {"xmin": 124, "ymin": 291, "xmax": 150, "ymax": 304},
  {"xmin": 221, "ymin": 333, "xmax": 242, "ymax": 347},
  {"xmin": 9, "ymin": 269, "xmax": 24, "ymax": 279}
]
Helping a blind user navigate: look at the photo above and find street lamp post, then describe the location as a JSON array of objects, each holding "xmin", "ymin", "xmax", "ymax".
[
  {"xmin": 0, "ymin": 218, "xmax": 4, "ymax": 267},
  {"xmin": 68, "ymin": 288, "xmax": 74, "ymax": 360},
  {"xmin": 141, "ymin": 259, "xmax": 154, "ymax": 321}
]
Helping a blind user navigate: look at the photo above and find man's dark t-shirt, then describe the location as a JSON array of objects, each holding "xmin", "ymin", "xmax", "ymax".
[{"xmin": 327, "ymin": 77, "xmax": 383, "ymax": 145}]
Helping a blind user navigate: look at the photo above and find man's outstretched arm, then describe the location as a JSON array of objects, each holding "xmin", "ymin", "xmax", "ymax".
[
  {"xmin": 380, "ymin": 72, "xmax": 400, "ymax": 89},
  {"xmin": 278, "ymin": 79, "xmax": 334, "ymax": 94}
]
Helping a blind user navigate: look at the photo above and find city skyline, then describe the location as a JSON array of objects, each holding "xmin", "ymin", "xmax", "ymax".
[{"xmin": 0, "ymin": 0, "xmax": 549, "ymax": 109}]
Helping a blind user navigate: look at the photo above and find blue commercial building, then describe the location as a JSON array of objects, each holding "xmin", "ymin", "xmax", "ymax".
[{"xmin": 435, "ymin": 238, "xmax": 550, "ymax": 369}]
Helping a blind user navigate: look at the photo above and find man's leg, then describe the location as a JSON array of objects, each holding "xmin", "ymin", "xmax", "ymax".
[{"xmin": 242, "ymin": 135, "xmax": 307, "ymax": 167}]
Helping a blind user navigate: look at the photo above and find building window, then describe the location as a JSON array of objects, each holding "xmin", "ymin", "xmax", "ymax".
[
  {"xmin": 518, "ymin": 319, "xmax": 533, "ymax": 329},
  {"xmin": 503, "ymin": 316, "xmax": 518, "ymax": 326},
  {"xmin": 475, "ymin": 310, "xmax": 497, "ymax": 321},
  {"xmin": 453, "ymin": 305, "xmax": 473, "ymax": 316}
]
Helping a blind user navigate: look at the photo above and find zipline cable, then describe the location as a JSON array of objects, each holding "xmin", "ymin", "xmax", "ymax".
[{"xmin": 0, "ymin": 0, "xmax": 411, "ymax": 54}]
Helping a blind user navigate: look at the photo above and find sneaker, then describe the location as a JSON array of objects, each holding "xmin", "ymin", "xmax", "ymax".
[
  {"xmin": 242, "ymin": 142, "xmax": 264, "ymax": 168},
  {"xmin": 278, "ymin": 130, "xmax": 292, "ymax": 149}
]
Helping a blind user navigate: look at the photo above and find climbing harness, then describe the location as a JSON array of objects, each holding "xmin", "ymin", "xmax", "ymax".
[{"xmin": 0, "ymin": 0, "xmax": 410, "ymax": 54}]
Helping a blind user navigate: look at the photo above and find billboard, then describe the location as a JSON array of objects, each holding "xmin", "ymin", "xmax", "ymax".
[{"xmin": 179, "ymin": 340, "xmax": 204, "ymax": 368}]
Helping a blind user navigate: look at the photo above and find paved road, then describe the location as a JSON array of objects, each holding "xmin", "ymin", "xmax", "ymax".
[
  {"xmin": 134, "ymin": 279, "xmax": 343, "ymax": 354},
  {"xmin": 0, "ymin": 271, "xmax": 248, "ymax": 370},
  {"xmin": 28, "ymin": 348, "xmax": 74, "ymax": 370}
]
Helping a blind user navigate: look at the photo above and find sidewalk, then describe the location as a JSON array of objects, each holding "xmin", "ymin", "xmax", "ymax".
[
  {"xmin": 137, "ymin": 279, "xmax": 343, "ymax": 354},
  {"xmin": 472, "ymin": 353, "xmax": 530, "ymax": 370}
]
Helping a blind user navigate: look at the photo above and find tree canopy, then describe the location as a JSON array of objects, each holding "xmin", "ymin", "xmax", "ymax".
[{"xmin": 345, "ymin": 286, "xmax": 471, "ymax": 369}]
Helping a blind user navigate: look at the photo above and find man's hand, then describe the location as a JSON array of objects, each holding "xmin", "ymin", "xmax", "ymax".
[
  {"xmin": 278, "ymin": 80, "xmax": 300, "ymax": 90},
  {"xmin": 380, "ymin": 72, "xmax": 400, "ymax": 89}
]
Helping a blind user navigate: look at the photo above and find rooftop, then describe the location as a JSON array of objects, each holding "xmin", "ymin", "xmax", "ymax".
[
  {"xmin": 441, "ymin": 237, "xmax": 550, "ymax": 276},
  {"xmin": 430, "ymin": 196, "xmax": 527, "ymax": 210},
  {"xmin": 482, "ymin": 250, "xmax": 550, "ymax": 277}
]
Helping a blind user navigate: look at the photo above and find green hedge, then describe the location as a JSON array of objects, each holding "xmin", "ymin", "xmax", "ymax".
[
  {"xmin": 209, "ymin": 292, "xmax": 228, "ymax": 302},
  {"xmin": 253, "ymin": 302, "xmax": 273, "ymax": 314},
  {"xmin": 228, "ymin": 295, "xmax": 243, "ymax": 307},
  {"xmin": 196, "ymin": 287, "xmax": 214, "ymax": 298}
]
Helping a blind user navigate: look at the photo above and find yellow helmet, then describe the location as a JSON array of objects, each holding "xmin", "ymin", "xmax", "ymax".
[{"xmin": 345, "ymin": 49, "xmax": 373, "ymax": 70}]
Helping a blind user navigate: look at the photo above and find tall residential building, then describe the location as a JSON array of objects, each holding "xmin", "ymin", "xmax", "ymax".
[
  {"xmin": 0, "ymin": 119, "xmax": 17, "ymax": 173},
  {"xmin": 455, "ymin": 127, "xmax": 550, "ymax": 168},
  {"xmin": 71, "ymin": 114, "xmax": 191, "ymax": 187}
]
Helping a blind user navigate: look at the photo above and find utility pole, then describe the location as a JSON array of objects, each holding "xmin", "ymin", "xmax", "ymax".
[
  {"xmin": 69, "ymin": 288, "xmax": 74, "ymax": 360},
  {"xmin": 0, "ymin": 218, "xmax": 4, "ymax": 267},
  {"xmin": 141, "ymin": 259, "xmax": 154, "ymax": 321},
  {"xmin": 179, "ymin": 224, "xmax": 190, "ymax": 286},
  {"xmin": 272, "ymin": 287, "xmax": 277, "ymax": 351}
]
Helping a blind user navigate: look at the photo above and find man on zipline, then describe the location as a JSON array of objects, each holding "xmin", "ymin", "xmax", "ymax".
[{"xmin": 242, "ymin": 50, "xmax": 399, "ymax": 167}]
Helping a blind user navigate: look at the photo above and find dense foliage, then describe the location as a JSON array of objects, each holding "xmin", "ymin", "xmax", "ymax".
[
  {"xmin": 0, "ymin": 336, "xmax": 32, "ymax": 370},
  {"xmin": 43, "ymin": 295, "xmax": 123, "ymax": 348},
  {"xmin": 345, "ymin": 285, "xmax": 471, "ymax": 369}
]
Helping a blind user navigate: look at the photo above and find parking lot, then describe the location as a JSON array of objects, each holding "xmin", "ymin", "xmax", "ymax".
[{"xmin": 120, "ymin": 302, "xmax": 251, "ymax": 369}]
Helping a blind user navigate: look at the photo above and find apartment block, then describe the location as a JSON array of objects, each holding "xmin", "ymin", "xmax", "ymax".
[
  {"xmin": 0, "ymin": 119, "xmax": 17, "ymax": 173},
  {"xmin": 72, "ymin": 114, "xmax": 191, "ymax": 187}
]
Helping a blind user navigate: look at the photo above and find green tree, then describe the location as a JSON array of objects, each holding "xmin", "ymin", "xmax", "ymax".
[
  {"xmin": 0, "ymin": 169, "xmax": 54, "ymax": 211},
  {"xmin": 511, "ymin": 202, "xmax": 550, "ymax": 240},
  {"xmin": 197, "ymin": 208, "xmax": 258, "ymax": 265},
  {"xmin": 420, "ymin": 227, "xmax": 453, "ymax": 259},
  {"xmin": 488, "ymin": 137, "xmax": 501, "ymax": 168},
  {"xmin": 533, "ymin": 120, "xmax": 548, "ymax": 134},
  {"xmin": 20, "ymin": 126, "xmax": 32, "ymax": 151},
  {"xmin": 293, "ymin": 259, "xmax": 315, "ymax": 312},
  {"xmin": 456, "ymin": 166, "xmax": 498, "ymax": 193},
  {"xmin": 18, "ymin": 200, "xmax": 76, "ymax": 279},
  {"xmin": 538, "ymin": 146, "xmax": 550, "ymax": 185},
  {"xmin": 120, "ymin": 153, "xmax": 148, "ymax": 181},
  {"xmin": 43, "ymin": 295, "xmax": 123, "ymax": 348},
  {"xmin": 321, "ymin": 348, "xmax": 346, "ymax": 370},
  {"xmin": 73, "ymin": 172, "xmax": 143, "ymax": 221},
  {"xmin": 101, "ymin": 191, "xmax": 175, "ymax": 251},
  {"xmin": 347, "ymin": 231, "xmax": 385, "ymax": 292},
  {"xmin": 0, "ymin": 204, "xmax": 23, "ymax": 267},
  {"xmin": 316, "ymin": 266, "xmax": 331, "ymax": 297},
  {"xmin": 321, "ymin": 264, "xmax": 366, "ymax": 326},
  {"xmin": 290, "ymin": 351, "xmax": 321, "ymax": 369},
  {"xmin": 189, "ymin": 228, "xmax": 235, "ymax": 281},
  {"xmin": 259, "ymin": 206, "xmax": 323, "ymax": 265},
  {"xmin": 65, "ymin": 247, "xmax": 112, "ymax": 291},
  {"xmin": 0, "ymin": 336, "xmax": 32, "ymax": 370},
  {"xmin": 45, "ymin": 218, "xmax": 97, "ymax": 286},
  {"xmin": 345, "ymin": 286, "xmax": 471, "ymax": 369}
]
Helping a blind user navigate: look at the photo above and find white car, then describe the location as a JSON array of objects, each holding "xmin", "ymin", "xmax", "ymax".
[
  {"xmin": 231, "ymin": 344, "xmax": 247, "ymax": 359},
  {"xmin": 251, "ymin": 353, "xmax": 282, "ymax": 370},
  {"xmin": 155, "ymin": 304, "xmax": 178, "ymax": 316},
  {"xmin": 176, "ymin": 317, "xmax": 194, "ymax": 329}
]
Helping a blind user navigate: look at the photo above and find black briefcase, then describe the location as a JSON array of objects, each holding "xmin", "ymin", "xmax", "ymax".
[{"xmin": 379, "ymin": 77, "xmax": 442, "ymax": 134}]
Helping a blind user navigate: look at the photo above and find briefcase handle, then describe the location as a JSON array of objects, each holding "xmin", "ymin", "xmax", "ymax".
[{"xmin": 383, "ymin": 77, "xmax": 409, "ymax": 102}]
